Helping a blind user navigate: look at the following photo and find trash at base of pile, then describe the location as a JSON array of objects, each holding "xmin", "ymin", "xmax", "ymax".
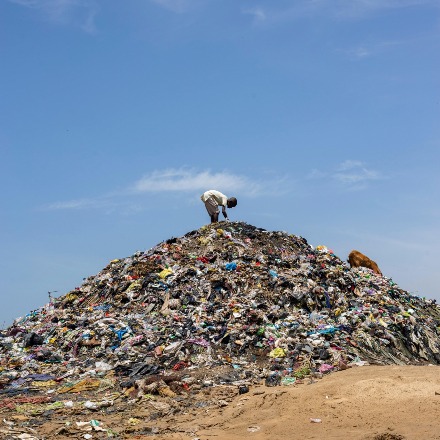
[{"xmin": 1, "ymin": 221, "xmax": 439, "ymax": 404}]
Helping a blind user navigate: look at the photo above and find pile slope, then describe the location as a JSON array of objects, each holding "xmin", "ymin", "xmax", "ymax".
[{"xmin": 1, "ymin": 222, "xmax": 440, "ymax": 395}]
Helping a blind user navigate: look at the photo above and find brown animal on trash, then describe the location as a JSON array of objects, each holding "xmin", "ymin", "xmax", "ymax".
[{"xmin": 348, "ymin": 250, "xmax": 382, "ymax": 276}]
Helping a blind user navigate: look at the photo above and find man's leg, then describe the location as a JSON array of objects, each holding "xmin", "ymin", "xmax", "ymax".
[
  {"xmin": 205, "ymin": 198, "xmax": 219, "ymax": 223},
  {"xmin": 211, "ymin": 212, "xmax": 219, "ymax": 223}
]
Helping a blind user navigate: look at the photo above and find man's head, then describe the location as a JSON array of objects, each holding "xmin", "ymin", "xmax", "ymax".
[{"xmin": 227, "ymin": 197, "xmax": 237, "ymax": 208}]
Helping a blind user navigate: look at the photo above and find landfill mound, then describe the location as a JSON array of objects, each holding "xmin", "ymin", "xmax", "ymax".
[{"xmin": 1, "ymin": 222, "xmax": 440, "ymax": 397}]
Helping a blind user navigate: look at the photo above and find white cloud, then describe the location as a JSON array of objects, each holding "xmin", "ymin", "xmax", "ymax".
[
  {"xmin": 348, "ymin": 46, "xmax": 372, "ymax": 58},
  {"xmin": 242, "ymin": 7, "xmax": 267, "ymax": 23},
  {"xmin": 43, "ymin": 168, "xmax": 288, "ymax": 211},
  {"xmin": 339, "ymin": 39, "xmax": 405, "ymax": 59},
  {"xmin": 333, "ymin": 160, "xmax": 381, "ymax": 186},
  {"xmin": 80, "ymin": 6, "xmax": 97, "ymax": 33},
  {"xmin": 336, "ymin": 160, "xmax": 364, "ymax": 171},
  {"xmin": 248, "ymin": 0, "xmax": 438, "ymax": 26},
  {"xmin": 307, "ymin": 168, "xmax": 326, "ymax": 179},
  {"xmin": 333, "ymin": 169, "xmax": 379, "ymax": 185},
  {"xmin": 44, "ymin": 198, "xmax": 112, "ymax": 210},
  {"xmin": 8, "ymin": 0, "xmax": 98, "ymax": 33},
  {"xmin": 43, "ymin": 197, "xmax": 147, "ymax": 215},
  {"xmin": 133, "ymin": 168, "xmax": 264, "ymax": 196},
  {"xmin": 309, "ymin": 160, "xmax": 382, "ymax": 190}
]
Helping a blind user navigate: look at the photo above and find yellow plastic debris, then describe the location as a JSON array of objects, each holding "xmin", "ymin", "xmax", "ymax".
[
  {"xmin": 158, "ymin": 268, "xmax": 173, "ymax": 279},
  {"xmin": 31, "ymin": 380, "xmax": 57, "ymax": 388},
  {"xmin": 126, "ymin": 279, "xmax": 143, "ymax": 291},
  {"xmin": 269, "ymin": 347, "xmax": 286, "ymax": 358},
  {"xmin": 58, "ymin": 378, "xmax": 101, "ymax": 394}
]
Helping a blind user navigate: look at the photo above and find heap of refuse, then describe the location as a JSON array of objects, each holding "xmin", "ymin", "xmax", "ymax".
[{"xmin": 1, "ymin": 222, "xmax": 440, "ymax": 396}]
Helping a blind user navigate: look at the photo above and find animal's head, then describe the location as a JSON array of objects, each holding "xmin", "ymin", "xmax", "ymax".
[{"xmin": 370, "ymin": 261, "xmax": 382, "ymax": 276}]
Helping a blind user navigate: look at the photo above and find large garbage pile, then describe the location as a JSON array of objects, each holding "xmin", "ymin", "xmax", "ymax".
[{"xmin": 1, "ymin": 222, "xmax": 440, "ymax": 400}]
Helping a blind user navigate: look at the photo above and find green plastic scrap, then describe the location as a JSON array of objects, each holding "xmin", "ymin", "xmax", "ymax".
[
  {"xmin": 46, "ymin": 401, "xmax": 64, "ymax": 410},
  {"xmin": 293, "ymin": 366, "xmax": 311, "ymax": 379},
  {"xmin": 281, "ymin": 377, "xmax": 296, "ymax": 386}
]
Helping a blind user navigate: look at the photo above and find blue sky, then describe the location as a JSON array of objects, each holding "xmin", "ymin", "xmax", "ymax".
[{"xmin": 1, "ymin": 0, "xmax": 439, "ymax": 326}]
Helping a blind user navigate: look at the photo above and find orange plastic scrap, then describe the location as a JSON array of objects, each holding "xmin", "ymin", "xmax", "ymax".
[{"xmin": 58, "ymin": 378, "xmax": 101, "ymax": 394}]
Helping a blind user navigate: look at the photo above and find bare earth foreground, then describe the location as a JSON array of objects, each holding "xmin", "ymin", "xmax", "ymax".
[
  {"xmin": 3, "ymin": 365, "xmax": 440, "ymax": 440},
  {"xmin": 152, "ymin": 365, "xmax": 440, "ymax": 440}
]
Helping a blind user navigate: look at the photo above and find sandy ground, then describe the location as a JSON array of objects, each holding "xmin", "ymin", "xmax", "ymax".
[
  {"xmin": 2, "ymin": 365, "xmax": 440, "ymax": 440},
  {"xmin": 151, "ymin": 365, "xmax": 440, "ymax": 440}
]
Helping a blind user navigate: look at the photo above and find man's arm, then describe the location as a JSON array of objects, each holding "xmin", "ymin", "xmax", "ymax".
[{"xmin": 222, "ymin": 206, "xmax": 228, "ymax": 219}]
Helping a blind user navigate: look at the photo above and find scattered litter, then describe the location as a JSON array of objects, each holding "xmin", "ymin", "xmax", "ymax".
[{"xmin": 247, "ymin": 425, "xmax": 261, "ymax": 432}]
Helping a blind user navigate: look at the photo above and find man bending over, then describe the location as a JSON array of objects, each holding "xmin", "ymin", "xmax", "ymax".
[{"xmin": 201, "ymin": 190, "xmax": 237, "ymax": 223}]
